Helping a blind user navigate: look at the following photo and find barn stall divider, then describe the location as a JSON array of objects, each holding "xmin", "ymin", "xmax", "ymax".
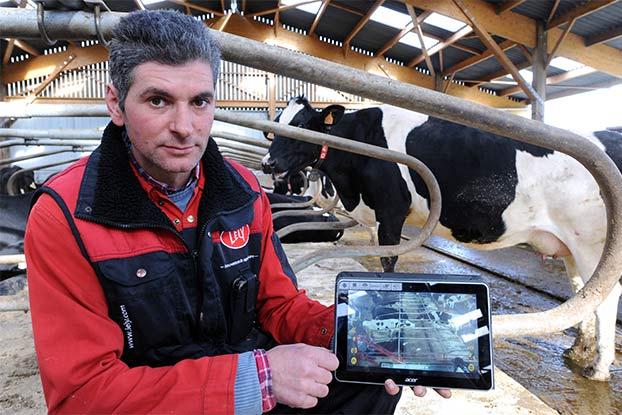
[{"xmin": 1, "ymin": 8, "xmax": 622, "ymax": 340}]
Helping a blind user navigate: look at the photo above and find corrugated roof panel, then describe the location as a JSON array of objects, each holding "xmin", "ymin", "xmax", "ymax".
[
  {"xmin": 242, "ymin": 0, "xmax": 276, "ymax": 14},
  {"xmin": 331, "ymin": 0, "xmax": 374, "ymax": 15},
  {"xmin": 385, "ymin": 43, "xmax": 421, "ymax": 65},
  {"xmin": 438, "ymin": 48, "xmax": 474, "ymax": 70},
  {"xmin": 454, "ymin": 37, "xmax": 486, "ymax": 54},
  {"xmin": 353, "ymin": 20, "xmax": 402, "ymax": 53},
  {"xmin": 606, "ymin": 37, "xmax": 622, "ymax": 49},
  {"xmin": 280, "ymin": 8, "xmax": 315, "ymax": 32},
  {"xmin": 315, "ymin": 5, "xmax": 361, "ymax": 43},
  {"xmin": 570, "ymin": 3, "xmax": 622, "ymax": 38},
  {"xmin": 556, "ymin": 71, "xmax": 618, "ymax": 87},
  {"xmin": 510, "ymin": 0, "xmax": 579, "ymax": 21}
]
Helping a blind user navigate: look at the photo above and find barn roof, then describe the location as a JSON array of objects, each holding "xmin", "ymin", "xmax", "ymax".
[{"xmin": 1, "ymin": 0, "xmax": 621, "ymax": 108}]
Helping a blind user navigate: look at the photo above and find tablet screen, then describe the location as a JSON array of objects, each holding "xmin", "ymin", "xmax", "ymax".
[{"xmin": 335, "ymin": 273, "xmax": 493, "ymax": 390}]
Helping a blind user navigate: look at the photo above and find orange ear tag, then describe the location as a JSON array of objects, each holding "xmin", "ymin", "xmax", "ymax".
[{"xmin": 325, "ymin": 112, "xmax": 334, "ymax": 125}]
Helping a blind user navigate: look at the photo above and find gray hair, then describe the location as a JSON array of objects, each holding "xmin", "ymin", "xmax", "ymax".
[{"xmin": 109, "ymin": 10, "xmax": 221, "ymax": 110}]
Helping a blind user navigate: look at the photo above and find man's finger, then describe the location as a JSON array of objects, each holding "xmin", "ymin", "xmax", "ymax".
[
  {"xmin": 313, "ymin": 348, "xmax": 339, "ymax": 371},
  {"xmin": 384, "ymin": 379, "xmax": 400, "ymax": 395},
  {"xmin": 434, "ymin": 388, "xmax": 452, "ymax": 399},
  {"xmin": 412, "ymin": 385, "xmax": 427, "ymax": 397}
]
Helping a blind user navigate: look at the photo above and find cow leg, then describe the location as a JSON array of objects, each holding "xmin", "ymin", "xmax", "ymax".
[
  {"xmin": 377, "ymin": 217, "xmax": 405, "ymax": 273},
  {"xmin": 583, "ymin": 281, "xmax": 622, "ymax": 381},
  {"xmin": 562, "ymin": 257, "xmax": 597, "ymax": 363}
]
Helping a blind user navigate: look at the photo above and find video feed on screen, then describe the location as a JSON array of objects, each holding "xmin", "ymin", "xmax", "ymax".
[{"xmin": 346, "ymin": 290, "xmax": 484, "ymax": 374}]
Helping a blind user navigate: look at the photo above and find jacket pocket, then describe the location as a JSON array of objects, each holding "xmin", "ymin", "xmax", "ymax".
[
  {"xmin": 95, "ymin": 251, "xmax": 194, "ymax": 367},
  {"xmin": 227, "ymin": 267, "xmax": 258, "ymax": 344}
]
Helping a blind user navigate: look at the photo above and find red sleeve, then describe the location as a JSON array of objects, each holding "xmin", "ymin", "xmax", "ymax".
[
  {"xmin": 25, "ymin": 194, "xmax": 237, "ymax": 414},
  {"xmin": 255, "ymin": 190, "xmax": 334, "ymax": 348}
]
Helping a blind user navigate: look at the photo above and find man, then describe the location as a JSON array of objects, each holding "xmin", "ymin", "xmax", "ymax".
[{"xmin": 25, "ymin": 10, "xmax": 449, "ymax": 414}]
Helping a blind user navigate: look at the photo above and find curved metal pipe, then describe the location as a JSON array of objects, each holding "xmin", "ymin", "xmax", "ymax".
[
  {"xmin": 211, "ymin": 130, "xmax": 271, "ymax": 149},
  {"xmin": 272, "ymin": 191, "xmax": 340, "ymax": 220},
  {"xmin": 1, "ymin": 9, "xmax": 622, "ymax": 339},
  {"xmin": 277, "ymin": 219, "xmax": 359, "ymax": 239},
  {"xmin": 7, "ymin": 156, "xmax": 86, "ymax": 195},
  {"xmin": 0, "ymin": 148, "xmax": 83, "ymax": 167}
]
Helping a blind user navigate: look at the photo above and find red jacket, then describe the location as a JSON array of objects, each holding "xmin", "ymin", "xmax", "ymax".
[{"xmin": 25, "ymin": 122, "xmax": 334, "ymax": 414}]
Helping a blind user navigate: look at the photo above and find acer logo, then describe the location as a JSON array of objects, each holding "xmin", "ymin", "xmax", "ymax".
[
  {"xmin": 221, "ymin": 224, "xmax": 250, "ymax": 249},
  {"xmin": 404, "ymin": 378, "xmax": 419, "ymax": 383}
]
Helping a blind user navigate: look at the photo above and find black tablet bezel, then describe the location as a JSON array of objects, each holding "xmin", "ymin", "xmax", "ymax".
[{"xmin": 334, "ymin": 272, "xmax": 494, "ymax": 391}]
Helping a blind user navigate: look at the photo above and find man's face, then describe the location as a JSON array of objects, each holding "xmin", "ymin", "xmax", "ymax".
[{"xmin": 106, "ymin": 60, "xmax": 215, "ymax": 188}]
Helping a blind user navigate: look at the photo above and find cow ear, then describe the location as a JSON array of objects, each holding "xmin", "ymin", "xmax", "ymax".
[{"xmin": 320, "ymin": 105, "xmax": 345, "ymax": 127}]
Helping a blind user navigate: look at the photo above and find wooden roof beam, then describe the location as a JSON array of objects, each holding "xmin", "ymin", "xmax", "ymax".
[
  {"xmin": 408, "ymin": 25, "xmax": 472, "ymax": 67},
  {"xmin": 309, "ymin": 0, "xmax": 330, "ymax": 35},
  {"xmin": 546, "ymin": 17, "xmax": 576, "ymax": 67},
  {"xmin": 496, "ymin": 0, "xmax": 527, "ymax": 15},
  {"xmin": 376, "ymin": 10, "xmax": 431, "ymax": 56},
  {"xmin": 546, "ymin": 0, "xmax": 560, "ymax": 23},
  {"xmin": 248, "ymin": 1, "xmax": 319, "ymax": 17},
  {"xmin": 241, "ymin": 0, "xmax": 247, "ymax": 14},
  {"xmin": 465, "ymin": 59, "xmax": 531, "ymax": 86},
  {"xmin": 547, "ymin": 0, "xmax": 617, "ymax": 30},
  {"xmin": 133, "ymin": 0, "xmax": 146, "ymax": 10},
  {"xmin": 498, "ymin": 65, "xmax": 596, "ymax": 97},
  {"xmin": 26, "ymin": 52, "xmax": 76, "ymax": 103},
  {"xmin": 451, "ymin": 0, "xmax": 542, "ymax": 104},
  {"xmin": 343, "ymin": 0, "xmax": 384, "ymax": 48},
  {"xmin": 408, "ymin": 0, "xmax": 622, "ymax": 78},
  {"xmin": 405, "ymin": 3, "xmax": 435, "ymax": 76},
  {"xmin": 585, "ymin": 25, "xmax": 622, "ymax": 47},
  {"xmin": 169, "ymin": 1, "xmax": 225, "ymax": 16},
  {"xmin": 2, "ymin": 39, "xmax": 16, "ymax": 65},
  {"xmin": 442, "ymin": 39, "xmax": 515, "ymax": 76},
  {"xmin": 328, "ymin": 2, "xmax": 364, "ymax": 17},
  {"xmin": 217, "ymin": 13, "xmax": 524, "ymax": 108},
  {"xmin": 13, "ymin": 39, "xmax": 41, "ymax": 57},
  {"xmin": 2, "ymin": 44, "xmax": 108, "ymax": 84}
]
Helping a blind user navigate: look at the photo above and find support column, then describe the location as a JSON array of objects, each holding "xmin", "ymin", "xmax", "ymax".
[
  {"xmin": 532, "ymin": 21, "xmax": 547, "ymax": 121},
  {"xmin": 0, "ymin": 48, "xmax": 10, "ymax": 160},
  {"xmin": 267, "ymin": 72, "xmax": 276, "ymax": 121}
]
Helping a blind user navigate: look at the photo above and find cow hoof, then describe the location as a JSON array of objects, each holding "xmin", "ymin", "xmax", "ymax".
[
  {"xmin": 581, "ymin": 365, "xmax": 610, "ymax": 382},
  {"xmin": 562, "ymin": 342, "xmax": 596, "ymax": 363}
]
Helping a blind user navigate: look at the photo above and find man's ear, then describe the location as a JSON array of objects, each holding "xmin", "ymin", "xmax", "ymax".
[
  {"xmin": 319, "ymin": 105, "xmax": 345, "ymax": 128},
  {"xmin": 105, "ymin": 84, "xmax": 125, "ymax": 126}
]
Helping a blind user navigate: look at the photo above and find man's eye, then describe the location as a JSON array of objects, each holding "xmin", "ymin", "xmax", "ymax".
[
  {"xmin": 149, "ymin": 97, "xmax": 165, "ymax": 107},
  {"xmin": 193, "ymin": 97, "xmax": 209, "ymax": 108}
]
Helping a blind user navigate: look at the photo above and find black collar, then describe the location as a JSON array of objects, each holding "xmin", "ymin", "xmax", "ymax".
[{"xmin": 75, "ymin": 122, "xmax": 256, "ymax": 232}]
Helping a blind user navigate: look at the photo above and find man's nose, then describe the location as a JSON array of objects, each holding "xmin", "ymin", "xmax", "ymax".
[{"xmin": 170, "ymin": 105, "xmax": 193, "ymax": 138}]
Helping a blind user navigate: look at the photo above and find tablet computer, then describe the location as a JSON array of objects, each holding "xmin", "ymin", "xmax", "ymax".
[{"xmin": 334, "ymin": 272, "xmax": 494, "ymax": 391}]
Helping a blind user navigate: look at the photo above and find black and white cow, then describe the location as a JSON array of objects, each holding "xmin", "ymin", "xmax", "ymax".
[
  {"xmin": 0, "ymin": 165, "xmax": 36, "ymax": 195},
  {"xmin": 262, "ymin": 96, "xmax": 622, "ymax": 381}
]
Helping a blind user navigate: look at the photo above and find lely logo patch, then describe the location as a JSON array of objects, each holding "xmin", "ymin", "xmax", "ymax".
[{"xmin": 221, "ymin": 224, "xmax": 250, "ymax": 249}]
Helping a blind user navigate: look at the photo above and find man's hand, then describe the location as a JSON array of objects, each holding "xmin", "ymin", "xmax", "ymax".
[
  {"xmin": 267, "ymin": 344, "xmax": 339, "ymax": 409},
  {"xmin": 384, "ymin": 379, "xmax": 452, "ymax": 399}
]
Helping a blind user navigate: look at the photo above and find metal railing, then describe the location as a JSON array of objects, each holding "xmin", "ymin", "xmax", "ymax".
[{"xmin": 1, "ymin": 8, "xmax": 622, "ymax": 341}]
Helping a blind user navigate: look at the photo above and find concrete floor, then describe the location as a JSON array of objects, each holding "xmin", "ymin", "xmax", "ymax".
[{"xmin": 283, "ymin": 241, "xmax": 559, "ymax": 415}]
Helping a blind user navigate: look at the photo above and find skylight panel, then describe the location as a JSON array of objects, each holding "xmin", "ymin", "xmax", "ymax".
[
  {"xmin": 519, "ymin": 69, "xmax": 533, "ymax": 83},
  {"xmin": 281, "ymin": 0, "xmax": 322, "ymax": 15},
  {"xmin": 424, "ymin": 12, "xmax": 466, "ymax": 32},
  {"xmin": 400, "ymin": 32, "xmax": 438, "ymax": 50},
  {"xmin": 370, "ymin": 6, "xmax": 412, "ymax": 30},
  {"xmin": 549, "ymin": 57, "xmax": 585, "ymax": 71}
]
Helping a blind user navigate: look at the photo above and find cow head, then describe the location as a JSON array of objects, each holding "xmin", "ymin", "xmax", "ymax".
[
  {"xmin": 262, "ymin": 96, "xmax": 344, "ymax": 179},
  {"xmin": 0, "ymin": 166, "xmax": 36, "ymax": 195}
]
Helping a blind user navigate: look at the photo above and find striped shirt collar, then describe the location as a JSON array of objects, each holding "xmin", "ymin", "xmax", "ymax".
[{"xmin": 123, "ymin": 130, "xmax": 200, "ymax": 195}]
